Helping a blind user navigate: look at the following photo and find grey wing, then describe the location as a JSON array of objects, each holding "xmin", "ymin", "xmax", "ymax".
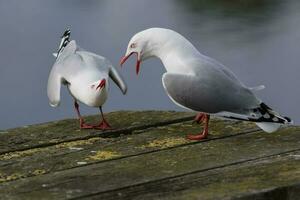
[
  {"xmin": 199, "ymin": 54, "xmax": 244, "ymax": 85},
  {"xmin": 109, "ymin": 66, "xmax": 127, "ymax": 94},
  {"xmin": 162, "ymin": 72, "xmax": 260, "ymax": 114},
  {"xmin": 47, "ymin": 65, "xmax": 64, "ymax": 107}
]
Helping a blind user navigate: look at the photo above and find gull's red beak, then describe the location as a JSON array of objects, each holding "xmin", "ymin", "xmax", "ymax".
[
  {"xmin": 120, "ymin": 52, "xmax": 141, "ymax": 75},
  {"xmin": 96, "ymin": 79, "xmax": 106, "ymax": 90}
]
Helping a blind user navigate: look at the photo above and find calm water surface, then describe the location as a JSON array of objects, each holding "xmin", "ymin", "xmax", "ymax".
[{"xmin": 0, "ymin": 0, "xmax": 299, "ymax": 129}]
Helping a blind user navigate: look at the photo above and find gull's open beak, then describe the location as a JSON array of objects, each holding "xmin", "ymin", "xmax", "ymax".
[
  {"xmin": 96, "ymin": 79, "xmax": 106, "ymax": 90},
  {"xmin": 120, "ymin": 52, "xmax": 141, "ymax": 75}
]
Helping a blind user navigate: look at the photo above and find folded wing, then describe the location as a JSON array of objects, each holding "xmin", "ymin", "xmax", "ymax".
[
  {"xmin": 47, "ymin": 65, "xmax": 64, "ymax": 107},
  {"xmin": 162, "ymin": 72, "xmax": 259, "ymax": 114},
  {"xmin": 109, "ymin": 66, "xmax": 127, "ymax": 94}
]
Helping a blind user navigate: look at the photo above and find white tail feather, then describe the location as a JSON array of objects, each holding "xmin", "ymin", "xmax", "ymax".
[
  {"xmin": 52, "ymin": 53, "xmax": 58, "ymax": 58},
  {"xmin": 256, "ymin": 122, "xmax": 281, "ymax": 133}
]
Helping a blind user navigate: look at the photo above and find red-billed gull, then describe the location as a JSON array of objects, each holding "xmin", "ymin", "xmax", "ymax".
[
  {"xmin": 48, "ymin": 29, "xmax": 127, "ymax": 130},
  {"xmin": 120, "ymin": 28, "xmax": 292, "ymax": 140}
]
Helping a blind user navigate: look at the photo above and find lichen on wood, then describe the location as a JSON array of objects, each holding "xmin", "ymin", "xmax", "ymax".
[{"xmin": 85, "ymin": 151, "xmax": 121, "ymax": 161}]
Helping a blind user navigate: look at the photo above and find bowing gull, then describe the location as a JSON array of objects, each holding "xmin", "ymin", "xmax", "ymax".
[{"xmin": 120, "ymin": 28, "xmax": 292, "ymax": 140}]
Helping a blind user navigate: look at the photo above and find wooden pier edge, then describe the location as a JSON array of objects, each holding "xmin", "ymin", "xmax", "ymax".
[{"xmin": 0, "ymin": 110, "xmax": 299, "ymax": 200}]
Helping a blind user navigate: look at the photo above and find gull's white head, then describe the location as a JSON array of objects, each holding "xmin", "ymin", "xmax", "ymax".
[
  {"xmin": 120, "ymin": 31, "xmax": 147, "ymax": 75},
  {"xmin": 120, "ymin": 28, "xmax": 177, "ymax": 74}
]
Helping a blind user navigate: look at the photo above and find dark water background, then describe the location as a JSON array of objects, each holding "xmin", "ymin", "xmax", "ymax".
[{"xmin": 0, "ymin": 0, "xmax": 299, "ymax": 129}]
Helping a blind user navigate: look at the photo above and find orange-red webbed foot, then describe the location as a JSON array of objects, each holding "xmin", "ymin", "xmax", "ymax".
[
  {"xmin": 79, "ymin": 119, "xmax": 94, "ymax": 129},
  {"xmin": 187, "ymin": 114, "xmax": 210, "ymax": 141},
  {"xmin": 94, "ymin": 120, "xmax": 112, "ymax": 130}
]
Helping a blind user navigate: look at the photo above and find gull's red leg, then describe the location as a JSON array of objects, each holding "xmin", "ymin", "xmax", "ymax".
[
  {"xmin": 74, "ymin": 100, "xmax": 93, "ymax": 129},
  {"xmin": 193, "ymin": 113, "xmax": 205, "ymax": 124},
  {"xmin": 187, "ymin": 114, "xmax": 210, "ymax": 140},
  {"xmin": 94, "ymin": 107, "xmax": 112, "ymax": 130}
]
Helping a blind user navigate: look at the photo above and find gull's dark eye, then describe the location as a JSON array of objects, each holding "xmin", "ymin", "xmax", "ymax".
[
  {"xmin": 130, "ymin": 43, "xmax": 136, "ymax": 48},
  {"xmin": 91, "ymin": 84, "xmax": 95, "ymax": 89}
]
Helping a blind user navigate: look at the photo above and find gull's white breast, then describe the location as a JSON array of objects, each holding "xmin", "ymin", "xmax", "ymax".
[{"xmin": 60, "ymin": 49, "xmax": 110, "ymax": 107}]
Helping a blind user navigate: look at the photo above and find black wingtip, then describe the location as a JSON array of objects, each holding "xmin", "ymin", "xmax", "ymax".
[
  {"xmin": 260, "ymin": 102, "xmax": 271, "ymax": 110},
  {"xmin": 253, "ymin": 102, "xmax": 292, "ymax": 124},
  {"xmin": 55, "ymin": 28, "xmax": 71, "ymax": 58},
  {"xmin": 61, "ymin": 28, "xmax": 71, "ymax": 38},
  {"xmin": 284, "ymin": 116, "xmax": 292, "ymax": 123}
]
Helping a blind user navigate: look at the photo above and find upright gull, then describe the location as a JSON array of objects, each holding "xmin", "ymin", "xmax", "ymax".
[
  {"xmin": 120, "ymin": 28, "xmax": 292, "ymax": 140},
  {"xmin": 48, "ymin": 29, "xmax": 127, "ymax": 129}
]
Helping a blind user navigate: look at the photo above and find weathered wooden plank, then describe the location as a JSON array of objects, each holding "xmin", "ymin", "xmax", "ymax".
[
  {"xmin": 0, "ymin": 126, "xmax": 299, "ymax": 199},
  {"xmin": 0, "ymin": 118, "xmax": 256, "ymax": 183},
  {"xmin": 0, "ymin": 111, "xmax": 194, "ymax": 154},
  {"xmin": 82, "ymin": 150, "xmax": 300, "ymax": 200}
]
